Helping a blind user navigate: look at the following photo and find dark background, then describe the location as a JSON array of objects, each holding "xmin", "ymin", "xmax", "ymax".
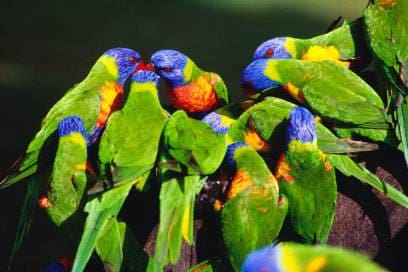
[{"xmin": 2, "ymin": 0, "xmax": 405, "ymax": 271}]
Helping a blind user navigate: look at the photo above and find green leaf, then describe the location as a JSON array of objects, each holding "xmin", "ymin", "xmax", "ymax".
[
  {"xmin": 327, "ymin": 154, "xmax": 408, "ymax": 208},
  {"xmin": 72, "ymin": 182, "xmax": 133, "ymax": 272}
]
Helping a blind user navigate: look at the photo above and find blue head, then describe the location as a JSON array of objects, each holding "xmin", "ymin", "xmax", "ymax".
[
  {"xmin": 150, "ymin": 49, "xmax": 188, "ymax": 87},
  {"xmin": 44, "ymin": 262, "xmax": 67, "ymax": 272},
  {"xmin": 103, "ymin": 48, "xmax": 143, "ymax": 85},
  {"xmin": 226, "ymin": 142, "xmax": 248, "ymax": 167},
  {"xmin": 58, "ymin": 116, "xmax": 89, "ymax": 145},
  {"xmin": 242, "ymin": 244, "xmax": 282, "ymax": 272},
  {"xmin": 252, "ymin": 37, "xmax": 293, "ymax": 61},
  {"xmin": 131, "ymin": 70, "xmax": 160, "ymax": 87},
  {"xmin": 286, "ymin": 107, "xmax": 316, "ymax": 144},
  {"xmin": 241, "ymin": 59, "xmax": 280, "ymax": 94},
  {"xmin": 201, "ymin": 112, "xmax": 230, "ymax": 135}
]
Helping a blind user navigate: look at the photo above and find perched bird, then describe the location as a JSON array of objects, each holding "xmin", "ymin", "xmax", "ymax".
[
  {"xmin": 252, "ymin": 19, "xmax": 370, "ymax": 67},
  {"xmin": 221, "ymin": 142, "xmax": 288, "ymax": 271},
  {"xmin": 364, "ymin": 0, "xmax": 408, "ymax": 165},
  {"xmin": 1, "ymin": 48, "xmax": 143, "ymax": 188},
  {"xmin": 276, "ymin": 107, "xmax": 337, "ymax": 243},
  {"xmin": 151, "ymin": 49, "xmax": 229, "ymax": 114},
  {"xmin": 45, "ymin": 116, "xmax": 89, "ymax": 226},
  {"xmin": 97, "ymin": 70, "xmax": 168, "ymax": 190},
  {"xmin": 2, "ymin": 48, "xmax": 143, "ymax": 269},
  {"xmin": 242, "ymin": 242, "xmax": 388, "ymax": 272},
  {"xmin": 150, "ymin": 110, "xmax": 229, "ymax": 270},
  {"xmin": 162, "ymin": 110, "xmax": 228, "ymax": 175}
]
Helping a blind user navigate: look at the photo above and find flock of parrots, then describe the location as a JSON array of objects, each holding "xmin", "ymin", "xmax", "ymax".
[{"xmin": 1, "ymin": 0, "xmax": 407, "ymax": 271}]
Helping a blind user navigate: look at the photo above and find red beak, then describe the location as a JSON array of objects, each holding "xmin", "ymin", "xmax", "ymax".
[{"xmin": 133, "ymin": 61, "xmax": 156, "ymax": 74}]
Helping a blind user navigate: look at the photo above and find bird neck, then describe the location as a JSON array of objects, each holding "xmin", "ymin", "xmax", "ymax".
[
  {"xmin": 183, "ymin": 59, "xmax": 202, "ymax": 84},
  {"xmin": 87, "ymin": 55, "xmax": 122, "ymax": 84}
]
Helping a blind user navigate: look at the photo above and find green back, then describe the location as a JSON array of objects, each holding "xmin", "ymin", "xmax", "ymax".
[
  {"xmin": 98, "ymin": 82, "xmax": 168, "ymax": 186},
  {"xmin": 163, "ymin": 110, "xmax": 227, "ymax": 175},
  {"xmin": 222, "ymin": 146, "xmax": 288, "ymax": 271},
  {"xmin": 46, "ymin": 133, "xmax": 88, "ymax": 226},
  {"xmin": 279, "ymin": 141, "xmax": 337, "ymax": 243}
]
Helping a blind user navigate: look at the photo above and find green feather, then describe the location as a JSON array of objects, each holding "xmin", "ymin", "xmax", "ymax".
[
  {"xmin": 278, "ymin": 141, "xmax": 337, "ymax": 243},
  {"xmin": 221, "ymin": 145, "xmax": 287, "ymax": 271}
]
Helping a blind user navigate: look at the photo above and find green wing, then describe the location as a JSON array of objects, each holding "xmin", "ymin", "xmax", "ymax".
[
  {"xmin": 46, "ymin": 135, "xmax": 89, "ymax": 226},
  {"xmin": 1, "ymin": 82, "xmax": 101, "ymax": 188},
  {"xmin": 163, "ymin": 110, "xmax": 227, "ymax": 175},
  {"xmin": 210, "ymin": 72, "xmax": 229, "ymax": 105},
  {"xmin": 279, "ymin": 143, "xmax": 337, "ymax": 243}
]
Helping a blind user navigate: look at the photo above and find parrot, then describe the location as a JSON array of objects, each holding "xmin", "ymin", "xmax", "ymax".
[
  {"xmin": 44, "ymin": 116, "xmax": 89, "ymax": 226},
  {"xmin": 161, "ymin": 110, "xmax": 228, "ymax": 175},
  {"xmin": 240, "ymin": 58, "xmax": 396, "ymax": 144},
  {"xmin": 150, "ymin": 49, "xmax": 229, "ymax": 115},
  {"xmin": 149, "ymin": 110, "xmax": 230, "ymax": 270},
  {"xmin": 221, "ymin": 142, "xmax": 288, "ymax": 271},
  {"xmin": 364, "ymin": 0, "xmax": 408, "ymax": 165},
  {"xmin": 276, "ymin": 107, "xmax": 337, "ymax": 243},
  {"xmin": 97, "ymin": 69, "xmax": 168, "ymax": 190},
  {"xmin": 242, "ymin": 242, "xmax": 388, "ymax": 272},
  {"xmin": 1, "ymin": 47, "xmax": 144, "ymax": 188},
  {"xmin": 252, "ymin": 18, "xmax": 369, "ymax": 67},
  {"xmin": 2, "ymin": 48, "xmax": 144, "ymax": 270}
]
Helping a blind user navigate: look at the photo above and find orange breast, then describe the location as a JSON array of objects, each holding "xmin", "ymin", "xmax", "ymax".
[
  {"xmin": 169, "ymin": 75, "xmax": 217, "ymax": 113},
  {"xmin": 96, "ymin": 82, "xmax": 124, "ymax": 127}
]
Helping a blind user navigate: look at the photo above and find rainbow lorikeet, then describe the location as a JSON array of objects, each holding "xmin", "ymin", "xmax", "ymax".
[
  {"xmin": 242, "ymin": 242, "xmax": 388, "ymax": 272},
  {"xmin": 221, "ymin": 142, "xmax": 288, "ymax": 271},
  {"xmin": 240, "ymin": 59, "xmax": 394, "ymax": 143},
  {"xmin": 1, "ymin": 48, "xmax": 144, "ymax": 189},
  {"xmin": 149, "ymin": 111, "xmax": 230, "ymax": 271},
  {"xmin": 45, "ymin": 116, "xmax": 89, "ymax": 226},
  {"xmin": 150, "ymin": 49, "xmax": 229, "ymax": 115},
  {"xmin": 364, "ymin": 0, "xmax": 408, "ymax": 165},
  {"xmin": 97, "ymin": 70, "xmax": 168, "ymax": 190},
  {"xmin": 252, "ymin": 18, "xmax": 368, "ymax": 68},
  {"xmin": 2, "ymin": 48, "xmax": 143, "ymax": 269},
  {"xmin": 161, "ymin": 110, "xmax": 227, "ymax": 175},
  {"xmin": 276, "ymin": 107, "xmax": 336, "ymax": 243}
]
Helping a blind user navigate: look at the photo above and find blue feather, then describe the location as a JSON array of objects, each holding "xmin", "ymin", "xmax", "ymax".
[
  {"xmin": 104, "ymin": 48, "xmax": 142, "ymax": 84},
  {"xmin": 132, "ymin": 70, "xmax": 160, "ymax": 86},
  {"xmin": 226, "ymin": 142, "xmax": 248, "ymax": 167},
  {"xmin": 57, "ymin": 116, "xmax": 89, "ymax": 144},
  {"xmin": 286, "ymin": 107, "xmax": 316, "ymax": 143},
  {"xmin": 150, "ymin": 49, "xmax": 188, "ymax": 87},
  {"xmin": 241, "ymin": 59, "xmax": 280, "ymax": 93},
  {"xmin": 242, "ymin": 243, "xmax": 282, "ymax": 272},
  {"xmin": 252, "ymin": 37, "xmax": 293, "ymax": 60},
  {"xmin": 201, "ymin": 112, "xmax": 229, "ymax": 135}
]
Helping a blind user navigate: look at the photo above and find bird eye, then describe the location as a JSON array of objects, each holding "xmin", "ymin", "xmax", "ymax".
[
  {"xmin": 129, "ymin": 56, "xmax": 138, "ymax": 65},
  {"xmin": 163, "ymin": 67, "xmax": 172, "ymax": 72},
  {"xmin": 266, "ymin": 49, "xmax": 274, "ymax": 57}
]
